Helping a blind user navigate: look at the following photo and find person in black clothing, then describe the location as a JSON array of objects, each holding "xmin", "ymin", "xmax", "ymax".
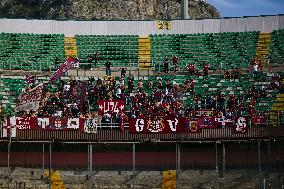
[
  {"xmin": 105, "ymin": 60, "xmax": 112, "ymax": 76},
  {"xmin": 86, "ymin": 54, "xmax": 92, "ymax": 70},
  {"xmin": 54, "ymin": 57, "xmax": 60, "ymax": 69},
  {"xmin": 93, "ymin": 52, "xmax": 99, "ymax": 68},
  {"xmin": 121, "ymin": 68, "xmax": 126, "ymax": 78}
]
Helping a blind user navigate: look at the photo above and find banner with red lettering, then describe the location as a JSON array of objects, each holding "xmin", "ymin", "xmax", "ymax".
[
  {"xmin": 97, "ymin": 100, "xmax": 125, "ymax": 115},
  {"xmin": 251, "ymin": 116, "xmax": 266, "ymax": 126},
  {"xmin": 15, "ymin": 83, "xmax": 43, "ymax": 112},
  {"xmin": 50, "ymin": 57, "xmax": 79, "ymax": 83},
  {"xmin": 233, "ymin": 116, "xmax": 248, "ymax": 134},
  {"xmin": 129, "ymin": 117, "xmax": 184, "ymax": 134}
]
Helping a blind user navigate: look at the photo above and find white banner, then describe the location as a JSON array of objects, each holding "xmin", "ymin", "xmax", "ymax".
[
  {"xmin": 84, "ymin": 119, "xmax": 97, "ymax": 133},
  {"xmin": 67, "ymin": 118, "xmax": 80, "ymax": 129}
]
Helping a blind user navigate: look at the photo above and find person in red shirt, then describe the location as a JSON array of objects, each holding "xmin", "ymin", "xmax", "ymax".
[
  {"xmin": 172, "ymin": 55, "xmax": 179, "ymax": 72},
  {"xmin": 203, "ymin": 63, "xmax": 209, "ymax": 76},
  {"xmin": 187, "ymin": 63, "xmax": 195, "ymax": 75}
]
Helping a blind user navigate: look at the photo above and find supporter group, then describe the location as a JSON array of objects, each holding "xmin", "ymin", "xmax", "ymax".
[{"xmin": 13, "ymin": 55, "xmax": 283, "ymax": 129}]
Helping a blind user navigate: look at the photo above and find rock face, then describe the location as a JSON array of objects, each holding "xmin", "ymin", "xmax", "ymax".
[{"xmin": 0, "ymin": 0, "xmax": 220, "ymax": 20}]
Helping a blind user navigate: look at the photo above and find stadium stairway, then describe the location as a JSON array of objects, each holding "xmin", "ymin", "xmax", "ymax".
[
  {"xmin": 138, "ymin": 36, "xmax": 151, "ymax": 69},
  {"xmin": 269, "ymin": 78, "xmax": 284, "ymax": 125},
  {"xmin": 256, "ymin": 32, "xmax": 271, "ymax": 67},
  {"xmin": 45, "ymin": 170, "xmax": 66, "ymax": 189},
  {"xmin": 64, "ymin": 37, "xmax": 78, "ymax": 58},
  {"xmin": 272, "ymin": 94, "xmax": 284, "ymax": 111}
]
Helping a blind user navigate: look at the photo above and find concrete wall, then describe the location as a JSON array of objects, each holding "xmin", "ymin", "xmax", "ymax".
[
  {"xmin": 0, "ymin": 168, "xmax": 283, "ymax": 188},
  {"xmin": 0, "ymin": 15, "xmax": 283, "ymax": 36}
]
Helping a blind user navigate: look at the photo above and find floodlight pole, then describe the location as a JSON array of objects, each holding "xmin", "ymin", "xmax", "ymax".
[{"xmin": 181, "ymin": 0, "xmax": 189, "ymax": 19}]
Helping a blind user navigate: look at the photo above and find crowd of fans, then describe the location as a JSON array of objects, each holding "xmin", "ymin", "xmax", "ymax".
[{"xmin": 14, "ymin": 59, "xmax": 282, "ymax": 125}]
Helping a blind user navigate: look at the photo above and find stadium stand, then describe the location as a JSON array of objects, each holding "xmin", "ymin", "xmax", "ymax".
[
  {"xmin": 76, "ymin": 34, "xmax": 139, "ymax": 68},
  {"xmin": 0, "ymin": 13, "xmax": 284, "ymax": 189},
  {"xmin": 150, "ymin": 31, "xmax": 259, "ymax": 71},
  {"xmin": 269, "ymin": 29, "xmax": 284, "ymax": 65},
  {"xmin": 0, "ymin": 33, "xmax": 65, "ymax": 71}
]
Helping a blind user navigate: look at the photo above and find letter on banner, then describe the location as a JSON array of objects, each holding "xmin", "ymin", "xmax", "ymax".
[
  {"xmin": 37, "ymin": 118, "xmax": 49, "ymax": 129},
  {"xmin": 67, "ymin": 118, "xmax": 80, "ymax": 129},
  {"xmin": 135, "ymin": 119, "xmax": 144, "ymax": 132},
  {"xmin": 167, "ymin": 118, "xmax": 178, "ymax": 132}
]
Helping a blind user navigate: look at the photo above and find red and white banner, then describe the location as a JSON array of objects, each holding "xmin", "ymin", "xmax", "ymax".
[
  {"xmin": 233, "ymin": 116, "xmax": 248, "ymax": 134},
  {"xmin": 97, "ymin": 100, "xmax": 125, "ymax": 115},
  {"xmin": 15, "ymin": 83, "xmax": 43, "ymax": 112},
  {"xmin": 129, "ymin": 117, "xmax": 184, "ymax": 134},
  {"xmin": 251, "ymin": 116, "xmax": 266, "ymax": 125},
  {"xmin": 2, "ymin": 117, "xmax": 85, "ymax": 131},
  {"xmin": 50, "ymin": 57, "xmax": 79, "ymax": 83}
]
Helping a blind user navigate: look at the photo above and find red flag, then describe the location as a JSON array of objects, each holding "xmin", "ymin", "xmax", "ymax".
[
  {"xmin": 50, "ymin": 57, "xmax": 79, "ymax": 83},
  {"xmin": 48, "ymin": 117, "xmax": 68, "ymax": 130},
  {"xmin": 251, "ymin": 116, "xmax": 266, "ymax": 126}
]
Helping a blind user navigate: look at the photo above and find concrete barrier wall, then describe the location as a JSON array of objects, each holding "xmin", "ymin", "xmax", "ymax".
[{"xmin": 0, "ymin": 15, "xmax": 283, "ymax": 36}]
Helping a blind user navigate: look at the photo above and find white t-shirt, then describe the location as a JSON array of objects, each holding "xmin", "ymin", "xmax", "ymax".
[{"xmin": 253, "ymin": 64, "xmax": 259, "ymax": 72}]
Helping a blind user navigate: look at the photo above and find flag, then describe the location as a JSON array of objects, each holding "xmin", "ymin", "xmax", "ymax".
[
  {"xmin": 198, "ymin": 116, "xmax": 216, "ymax": 128},
  {"xmin": 49, "ymin": 117, "xmax": 68, "ymax": 130},
  {"xmin": 215, "ymin": 116, "xmax": 233, "ymax": 128},
  {"xmin": 50, "ymin": 57, "xmax": 79, "ymax": 83},
  {"xmin": 84, "ymin": 118, "xmax": 97, "ymax": 133},
  {"xmin": 2, "ymin": 117, "xmax": 16, "ymax": 138},
  {"xmin": 184, "ymin": 118, "xmax": 201, "ymax": 133},
  {"xmin": 251, "ymin": 116, "xmax": 266, "ymax": 126},
  {"xmin": 26, "ymin": 75, "xmax": 35, "ymax": 84},
  {"xmin": 15, "ymin": 83, "xmax": 43, "ymax": 112},
  {"xmin": 67, "ymin": 118, "xmax": 80, "ymax": 129},
  {"xmin": 233, "ymin": 116, "xmax": 248, "ymax": 134},
  {"xmin": 97, "ymin": 100, "xmax": 125, "ymax": 115}
]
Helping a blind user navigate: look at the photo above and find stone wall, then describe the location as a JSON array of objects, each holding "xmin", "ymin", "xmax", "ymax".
[{"xmin": 0, "ymin": 168, "xmax": 283, "ymax": 188}]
